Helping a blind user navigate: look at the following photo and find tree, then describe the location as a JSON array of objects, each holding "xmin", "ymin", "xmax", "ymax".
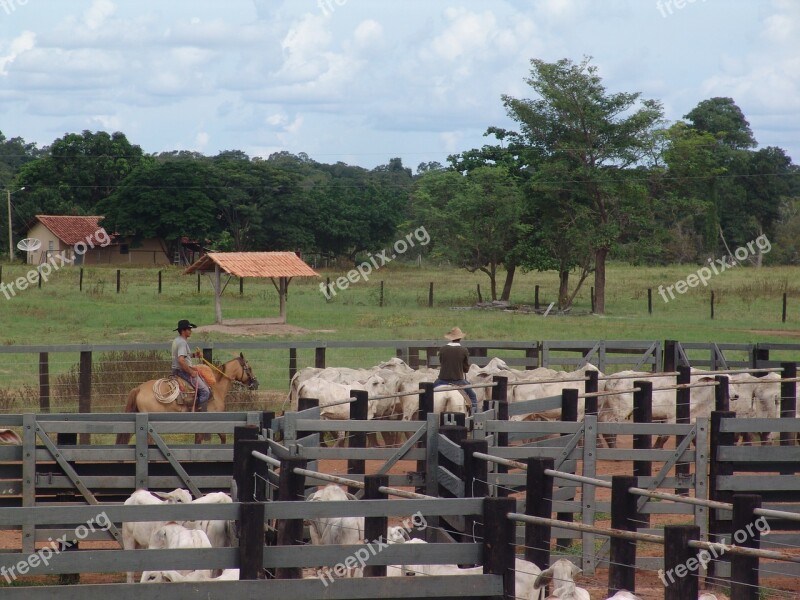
[
  {"xmin": 96, "ymin": 160, "xmax": 223, "ymax": 260},
  {"xmin": 15, "ymin": 130, "xmax": 146, "ymax": 217},
  {"xmin": 493, "ymin": 57, "xmax": 664, "ymax": 313},
  {"xmin": 413, "ymin": 166, "xmax": 522, "ymax": 300},
  {"xmin": 684, "ymin": 97, "xmax": 757, "ymax": 150}
]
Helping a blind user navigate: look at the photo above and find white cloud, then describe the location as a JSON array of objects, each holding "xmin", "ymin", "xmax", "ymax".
[
  {"xmin": 0, "ymin": 31, "xmax": 36, "ymax": 76},
  {"xmin": 84, "ymin": 0, "xmax": 116, "ymax": 31}
]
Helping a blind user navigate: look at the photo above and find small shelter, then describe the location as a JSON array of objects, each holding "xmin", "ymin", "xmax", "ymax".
[{"xmin": 183, "ymin": 252, "xmax": 319, "ymax": 324}]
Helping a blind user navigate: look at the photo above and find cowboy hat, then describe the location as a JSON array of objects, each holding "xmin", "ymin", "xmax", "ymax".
[
  {"xmin": 174, "ymin": 319, "xmax": 197, "ymax": 332},
  {"xmin": 444, "ymin": 326, "xmax": 465, "ymax": 341}
]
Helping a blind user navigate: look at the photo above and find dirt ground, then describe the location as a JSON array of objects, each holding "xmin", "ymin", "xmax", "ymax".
[
  {"xmin": 2, "ymin": 439, "xmax": 798, "ymax": 597},
  {"xmin": 195, "ymin": 321, "xmax": 336, "ymax": 337}
]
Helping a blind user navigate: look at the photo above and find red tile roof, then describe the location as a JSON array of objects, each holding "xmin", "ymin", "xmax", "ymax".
[
  {"xmin": 184, "ymin": 252, "xmax": 319, "ymax": 278},
  {"xmin": 35, "ymin": 215, "xmax": 111, "ymax": 245}
]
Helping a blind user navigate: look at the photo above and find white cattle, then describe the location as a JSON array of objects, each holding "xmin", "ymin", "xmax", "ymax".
[
  {"xmin": 603, "ymin": 592, "xmax": 642, "ymax": 600},
  {"xmin": 306, "ymin": 485, "xmax": 364, "ymax": 578},
  {"xmin": 142, "ymin": 568, "xmax": 239, "ymax": 582},
  {"xmin": 600, "ymin": 371, "xmax": 717, "ymax": 448},
  {"xmin": 0, "ymin": 429, "xmax": 21, "ymax": 444},
  {"xmin": 122, "ymin": 488, "xmax": 193, "ymax": 584},
  {"xmin": 140, "ymin": 523, "xmax": 213, "ymax": 583},
  {"xmin": 533, "ymin": 559, "xmax": 589, "ymax": 600},
  {"xmin": 510, "ymin": 364, "xmax": 603, "ymax": 423},
  {"xmin": 728, "ymin": 372, "xmax": 782, "ymax": 444},
  {"xmin": 184, "ymin": 491, "xmax": 236, "ymax": 571}
]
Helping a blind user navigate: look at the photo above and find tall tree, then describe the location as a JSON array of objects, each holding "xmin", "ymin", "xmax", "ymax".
[
  {"xmin": 493, "ymin": 57, "xmax": 664, "ymax": 313},
  {"xmin": 413, "ymin": 166, "xmax": 522, "ymax": 300},
  {"xmin": 96, "ymin": 160, "xmax": 223, "ymax": 260}
]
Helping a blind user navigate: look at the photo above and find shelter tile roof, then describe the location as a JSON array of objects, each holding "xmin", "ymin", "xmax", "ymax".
[
  {"xmin": 183, "ymin": 252, "xmax": 319, "ymax": 278},
  {"xmin": 35, "ymin": 215, "xmax": 111, "ymax": 245}
]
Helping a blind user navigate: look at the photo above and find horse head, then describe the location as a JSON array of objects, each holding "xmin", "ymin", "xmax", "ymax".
[{"xmin": 236, "ymin": 352, "xmax": 259, "ymax": 390}]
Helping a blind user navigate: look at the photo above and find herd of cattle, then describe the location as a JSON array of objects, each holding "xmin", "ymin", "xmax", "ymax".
[
  {"xmin": 287, "ymin": 357, "xmax": 796, "ymax": 447},
  {"xmin": 117, "ymin": 483, "xmax": 723, "ymax": 599}
]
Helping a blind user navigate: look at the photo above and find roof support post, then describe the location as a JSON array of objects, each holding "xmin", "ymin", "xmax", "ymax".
[
  {"xmin": 279, "ymin": 276, "xmax": 287, "ymax": 323},
  {"xmin": 214, "ymin": 263, "xmax": 223, "ymax": 324}
]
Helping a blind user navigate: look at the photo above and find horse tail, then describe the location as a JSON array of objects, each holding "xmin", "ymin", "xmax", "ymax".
[{"xmin": 116, "ymin": 387, "xmax": 139, "ymax": 445}]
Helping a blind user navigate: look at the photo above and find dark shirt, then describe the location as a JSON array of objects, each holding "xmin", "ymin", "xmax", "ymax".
[{"xmin": 438, "ymin": 343, "xmax": 470, "ymax": 380}]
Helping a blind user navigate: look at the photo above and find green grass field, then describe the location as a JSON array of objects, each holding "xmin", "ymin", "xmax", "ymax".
[{"xmin": 0, "ymin": 260, "xmax": 798, "ymax": 413}]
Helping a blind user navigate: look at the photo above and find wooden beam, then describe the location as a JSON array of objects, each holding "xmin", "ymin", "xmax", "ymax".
[{"xmin": 214, "ymin": 264, "xmax": 223, "ymax": 324}]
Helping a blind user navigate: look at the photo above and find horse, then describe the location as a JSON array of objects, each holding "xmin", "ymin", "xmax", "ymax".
[{"xmin": 115, "ymin": 353, "xmax": 258, "ymax": 445}]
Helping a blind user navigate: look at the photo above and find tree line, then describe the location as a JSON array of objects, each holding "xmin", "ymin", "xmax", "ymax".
[{"xmin": 1, "ymin": 57, "xmax": 798, "ymax": 313}]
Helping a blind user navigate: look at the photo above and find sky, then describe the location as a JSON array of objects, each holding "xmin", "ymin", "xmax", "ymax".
[{"xmin": 0, "ymin": 0, "xmax": 798, "ymax": 170}]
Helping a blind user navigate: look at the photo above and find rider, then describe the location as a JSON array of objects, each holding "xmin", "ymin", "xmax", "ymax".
[
  {"xmin": 171, "ymin": 319, "xmax": 211, "ymax": 412},
  {"xmin": 433, "ymin": 326, "xmax": 478, "ymax": 413}
]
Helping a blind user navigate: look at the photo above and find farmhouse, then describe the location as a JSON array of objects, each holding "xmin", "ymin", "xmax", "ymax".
[{"xmin": 25, "ymin": 215, "xmax": 199, "ymax": 266}]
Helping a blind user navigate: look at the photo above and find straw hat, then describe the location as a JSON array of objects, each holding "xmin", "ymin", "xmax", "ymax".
[{"xmin": 444, "ymin": 326, "xmax": 465, "ymax": 341}]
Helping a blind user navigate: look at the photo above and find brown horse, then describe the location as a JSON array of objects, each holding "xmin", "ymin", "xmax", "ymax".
[{"xmin": 115, "ymin": 353, "xmax": 258, "ymax": 445}]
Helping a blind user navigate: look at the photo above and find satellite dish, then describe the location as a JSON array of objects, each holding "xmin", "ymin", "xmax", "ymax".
[{"xmin": 17, "ymin": 238, "xmax": 42, "ymax": 252}]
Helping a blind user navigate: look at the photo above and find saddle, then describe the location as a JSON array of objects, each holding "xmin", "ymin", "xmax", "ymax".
[{"xmin": 153, "ymin": 365, "xmax": 216, "ymax": 407}]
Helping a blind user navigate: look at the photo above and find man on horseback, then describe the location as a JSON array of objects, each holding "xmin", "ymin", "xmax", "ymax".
[
  {"xmin": 434, "ymin": 326, "xmax": 478, "ymax": 413},
  {"xmin": 171, "ymin": 319, "xmax": 211, "ymax": 412}
]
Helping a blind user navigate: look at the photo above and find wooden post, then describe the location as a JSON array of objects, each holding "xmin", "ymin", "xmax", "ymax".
[
  {"xmin": 664, "ymin": 339, "xmax": 677, "ymax": 372},
  {"xmin": 780, "ymin": 362, "xmax": 797, "ymax": 447},
  {"xmin": 158, "ymin": 270, "xmax": 162, "ymax": 294},
  {"xmin": 730, "ymin": 494, "xmax": 762, "ymax": 600},
  {"xmin": 38, "ymin": 352, "xmax": 50, "ymax": 413},
  {"xmin": 197, "ymin": 271, "xmax": 201, "ymax": 293},
  {"xmin": 79, "ymin": 267, "xmax": 83, "ymax": 291},
  {"xmin": 314, "ymin": 347, "xmax": 326, "ymax": 368},
  {"xmin": 78, "ymin": 351, "xmax": 92, "ymax": 444},
  {"xmin": 710, "ymin": 290, "xmax": 715, "ymax": 319},
  {"xmin": 416, "ymin": 383, "xmax": 435, "ymax": 496},
  {"xmin": 675, "ymin": 366, "xmax": 691, "ymax": 496},
  {"xmin": 240, "ymin": 276, "xmax": 244, "ymax": 296},
  {"xmin": 708, "ymin": 410, "xmax": 735, "ymax": 587},
  {"xmin": 239, "ymin": 502, "xmax": 266, "ymax": 580},
  {"xmin": 525, "ymin": 458, "xmax": 553, "ymax": 572},
  {"xmin": 37, "ymin": 269, "xmax": 41, "ymax": 288},
  {"xmin": 276, "ymin": 457, "xmax": 307, "ymax": 579},
  {"xmin": 214, "ymin": 265, "xmax": 223, "ymax": 324},
  {"xmin": 279, "ymin": 277, "xmax": 287, "ymax": 322},
  {"xmin": 663, "ymin": 525, "xmax": 700, "ymax": 600},
  {"xmin": 752, "ymin": 346, "xmax": 769, "ymax": 369},
  {"xmin": 648, "ymin": 288, "xmax": 652, "ymax": 315},
  {"xmin": 585, "ymin": 370, "xmax": 599, "ymax": 416},
  {"xmin": 462, "ymin": 439, "xmax": 488, "ymax": 544},
  {"xmin": 493, "ymin": 376, "xmax": 509, "ymax": 497},
  {"xmin": 363, "ymin": 474, "xmax": 389, "ymax": 577},
  {"xmin": 56, "ymin": 433, "xmax": 80, "ymax": 585},
  {"xmin": 347, "ymin": 389, "xmax": 368, "ymax": 496},
  {"xmin": 116, "ymin": 269, "xmax": 120, "ymax": 293},
  {"xmin": 782, "ymin": 292, "xmax": 787, "ymax": 323},
  {"xmin": 534, "ymin": 285, "xmax": 540, "ymax": 310},
  {"xmin": 482, "ymin": 497, "xmax": 516, "ymax": 600},
  {"xmin": 633, "ymin": 381, "xmax": 653, "ymax": 527},
  {"xmin": 556, "ymin": 388, "xmax": 578, "ymax": 549},
  {"xmin": 233, "ymin": 432, "xmax": 263, "ymax": 503},
  {"xmin": 608, "ymin": 475, "xmax": 637, "ymax": 596},
  {"xmin": 325, "ymin": 276, "xmax": 331, "ymax": 302},
  {"xmin": 428, "ymin": 282, "xmax": 433, "ymax": 307},
  {"xmin": 715, "ymin": 375, "xmax": 730, "ymax": 411},
  {"xmin": 379, "ymin": 280, "xmax": 384, "ymax": 307},
  {"xmin": 289, "ymin": 347, "xmax": 297, "ymax": 384}
]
